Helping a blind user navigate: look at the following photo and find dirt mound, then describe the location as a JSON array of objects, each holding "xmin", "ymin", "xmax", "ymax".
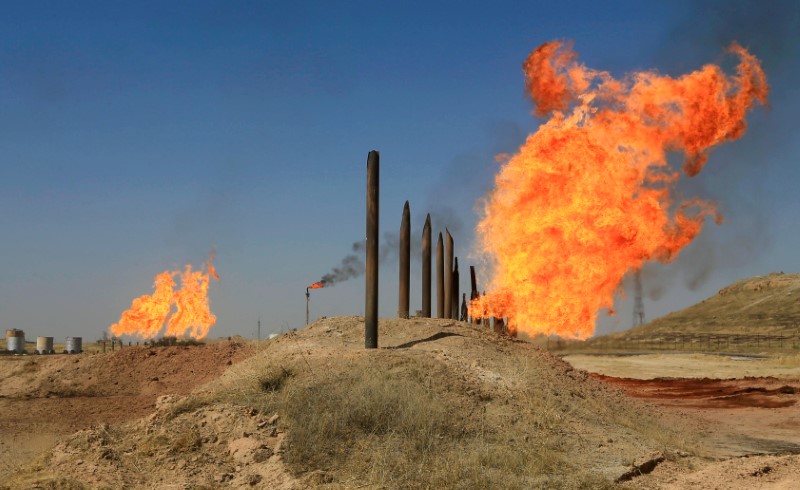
[
  {"xmin": 16, "ymin": 401, "xmax": 297, "ymax": 489},
  {"xmin": 4, "ymin": 317, "xmax": 697, "ymax": 488},
  {"xmin": 0, "ymin": 340, "xmax": 251, "ymax": 399},
  {"xmin": 0, "ymin": 340, "xmax": 253, "ymax": 477}
]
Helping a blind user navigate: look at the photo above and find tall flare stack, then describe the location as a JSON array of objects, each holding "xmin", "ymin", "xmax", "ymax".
[
  {"xmin": 452, "ymin": 257, "xmax": 460, "ymax": 320},
  {"xmin": 436, "ymin": 232, "xmax": 444, "ymax": 318},
  {"xmin": 444, "ymin": 229, "xmax": 454, "ymax": 319},
  {"xmin": 398, "ymin": 201, "xmax": 411, "ymax": 319},
  {"xmin": 365, "ymin": 150, "xmax": 379, "ymax": 349},
  {"xmin": 470, "ymin": 265, "xmax": 480, "ymax": 324},
  {"xmin": 421, "ymin": 214, "xmax": 432, "ymax": 317}
]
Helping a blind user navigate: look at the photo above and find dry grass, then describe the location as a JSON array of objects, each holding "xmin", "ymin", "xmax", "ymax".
[
  {"xmin": 208, "ymin": 345, "xmax": 622, "ymax": 489},
  {"xmin": 5, "ymin": 318, "xmax": 693, "ymax": 488},
  {"xmin": 161, "ymin": 392, "xmax": 216, "ymax": 422}
]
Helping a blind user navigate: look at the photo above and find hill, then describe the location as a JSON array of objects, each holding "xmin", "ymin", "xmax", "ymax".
[
  {"xmin": 4, "ymin": 317, "xmax": 696, "ymax": 489},
  {"xmin": 609, "ymin": 272, "xmax": 800, "ymax": 341}
]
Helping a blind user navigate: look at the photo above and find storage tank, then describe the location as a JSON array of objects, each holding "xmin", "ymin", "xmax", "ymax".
[
  {"xmin": 36, "ymin": 336, "xmax": 54, "ymax": 354},
  {"xmin": 6, "ymin": 329, "xmax": 25, "ymax": 354},
  {"xmin": 64, "ymin": 336, "xmax": 82, "ymax": 354}
]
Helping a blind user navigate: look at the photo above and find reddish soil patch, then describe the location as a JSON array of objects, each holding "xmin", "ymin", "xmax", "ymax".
[
  {"xmin": 592, "ymin": 373, "xmax": 800, "ymax": 459},
  {"xmin": 592, "ymin": 374, "xmax": 799, "ymax": 409}
]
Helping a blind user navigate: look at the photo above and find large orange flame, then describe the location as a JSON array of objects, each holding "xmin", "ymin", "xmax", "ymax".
[
  {"xmin": 110, "ymin": 255, "xmax": 220, "ymax": 339},
  {"xmin": 308, "ymin": 281, "xmax": 325, "ymax": 289},
  {"xmin": 470, "ymin": 40, "xmax": 767, "ymax": 339}
]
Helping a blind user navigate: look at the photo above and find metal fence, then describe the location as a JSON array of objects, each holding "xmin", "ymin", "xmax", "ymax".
[{"xmin": 547, "ymin": 333, "xmax": 800, "ymax": 353}]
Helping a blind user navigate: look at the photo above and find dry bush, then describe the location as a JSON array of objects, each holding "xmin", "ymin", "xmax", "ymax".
[
  {"xmin": 212, "ymin": 351, "xmax": 616, "ymax": 489},
  {"xmin": 280, "ymin": 364, "xmax": 457, "ymax": 472},
  {"xmin": 258, "ymin": 364, "xmax": 293, "ymax": 393},
  {"xmin": 161, "ymin": 392, "xmax": 215, "ymax": 421}
]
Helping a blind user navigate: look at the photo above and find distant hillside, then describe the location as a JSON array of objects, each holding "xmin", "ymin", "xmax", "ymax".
[{"xmin": 615, "ymin": 272, "xmax": 800, "ymax": 338}]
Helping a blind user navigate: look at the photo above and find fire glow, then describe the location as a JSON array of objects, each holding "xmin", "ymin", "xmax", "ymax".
[
  {"xmin": 110, "ymin": 255, "xmax": 220, "ymax": 339},
  {"xmin": 470, "ymin": 40, "xmax": 768, "ymax": 339}
]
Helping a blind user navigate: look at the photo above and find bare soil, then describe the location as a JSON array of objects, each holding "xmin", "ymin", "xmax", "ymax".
[
  {"xmin": 565, "ymin": 353, "xmax": 800, "ymax": 488},
  {"xmin": 2, "ymin": 319, "xmax": 800, "ymax": 488},
  {"xmin": 562, "ymin": 352, "xmax": 800, "ymax": 379},
  {"xmin": 0, "ymin": 340, "xmax": 253, "ymax": 478}
]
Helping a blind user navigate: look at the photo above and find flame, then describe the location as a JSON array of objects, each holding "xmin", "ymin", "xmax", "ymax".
[
  {"xmin": 207, "ymin": 248, "xmax": 220, "ymax": 281},
  {"xmin": 110, "ymin": 257, "xmax": 220, "ymax": 339},
  {"xmin": 470, "ymin": 40, "xmax": 767, "ymax": 339},
  {"xmin": 308, "ymin": 281, "xmax": 325, "ymax": 289}
]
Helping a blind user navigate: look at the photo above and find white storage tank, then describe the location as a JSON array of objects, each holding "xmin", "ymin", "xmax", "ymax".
[
  {"xmin": 36, "ymin": 336, "xmax": 54, "ymax": 354},
  {"xmin": 64, "ymin": 336, "xmax": 82, "ymax": 354},
  {"xmin": 6, "ymin": 329, "xmax": 25, "ymax": 354}
]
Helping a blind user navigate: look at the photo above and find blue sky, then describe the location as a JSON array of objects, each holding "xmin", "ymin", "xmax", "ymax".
[{"xmin": 1, "ymin": 1, "xmax": 798, "ymax": 341}]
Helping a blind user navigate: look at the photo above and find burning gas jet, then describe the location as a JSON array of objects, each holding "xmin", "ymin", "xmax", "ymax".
[
  {"xmin": 110, "ymin": 254, "xmax": 220, "ymax": 339},
  {"xmin": 470, "ymin": 40, "xmax": 768, "ymax": 339}
]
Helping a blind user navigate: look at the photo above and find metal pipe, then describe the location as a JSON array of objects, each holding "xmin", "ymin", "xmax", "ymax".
[
  {"xmin": 452, "ymin": 257, "xmax": 459, "ymax": 320},
  {"xmin": 436, "ymin": 232, "xmax": 444, "ymax": 318},
  {"xmin": 365, "ymin": 150, "xmax": 379, "ymax": 349},
  {"xmin": 306, "ymin": 288, "xmax": 310, "ymax": 326},
  {"xmin": 444, "ymin": 229, "xmax": 453, "ymax": 319},
  {"xmin": 469, "ymin": 265, "xmax": 479, "ymax": 324},
  {"xmin": 421, "ymin": 214, "xmax": 431, "ymax": 317},
  {"xmin": 398, "ymin": 201, "xmax": 410, "ymax": 319},
  {"xmin": 493, "ymin": 317, "xmax": 504, "ymax": 335}
]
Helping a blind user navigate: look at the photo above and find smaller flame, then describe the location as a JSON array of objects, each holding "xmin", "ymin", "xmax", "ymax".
[
  {"xmin": 110, "ymin": 253, "xmax": 220, "ymax": 340},
  {"xmin": 308, "ymin": 281, "xmax": 325, "ymax": 289},
  {"xmin": 208, "ymin": 263, "xmax": 220, "ymax": 281},
  {"xmin": 206, "ymin": 249, "xmax": 220, "ymax": 281}
]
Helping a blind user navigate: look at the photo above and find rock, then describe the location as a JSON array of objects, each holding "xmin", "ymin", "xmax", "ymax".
[
  {"xmin": 615, "ymin": 452, "xmax": 665, "ymax": 483},
  {"xmin": 247, "ymin": 473, "xmax": 263, "ymax": 486},
  {"xmin": 303, "ymin": 470, "xmax": 335, "ymax": 484},
  {"xmin": 253, "ymin": 447, "xmax": 273, "ymax": 463},
  {"xmin": 228, "ymin": 437, "xmax": 271, "ymax": 464},
  {"xmin": 155, "ymin": 394, "xmax": 178, "ymax": 411}
]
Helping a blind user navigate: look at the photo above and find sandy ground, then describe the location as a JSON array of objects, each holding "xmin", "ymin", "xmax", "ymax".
[
  {"xmin": 0, "ymin": 340, "xmax": 253, "ymax": 478},
  {"xmin": 2, "ymin": 323, "xmax": 800, "ymax": 488},
  {"xmin": 563, "ymin": 352, "xmax": 800, "ymax": 488},
  {"xmin": 562, "ymin": 352, "xmax": 800, "ymax": 379}
]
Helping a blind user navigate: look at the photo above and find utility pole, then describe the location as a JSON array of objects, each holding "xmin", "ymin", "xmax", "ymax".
[
  {"xmin": 633, "ymin": 269, "xmax": 645, "ymax": 327},
  {"xmin": 258, "ymin": 317, "xmax": 261, "ymax": 342}
]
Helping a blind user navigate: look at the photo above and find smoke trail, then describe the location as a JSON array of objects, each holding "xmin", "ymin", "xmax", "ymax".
[{"xmin": 633, "ymin": 1, "xmax": 796, "ymax": 298}]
